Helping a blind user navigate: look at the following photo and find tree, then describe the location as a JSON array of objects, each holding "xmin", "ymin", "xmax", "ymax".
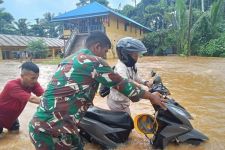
[
  {"xmin": 14, "ymin": 18, "xmax": 29, "ymax": 35},
  {"xmin": 120, "ymin": 5, "xmax": 135, "ymax": 17},
  {"xmin": 90, "ymin": 0, "xmax": 109, "ymax": 6},
  {"xmin": 190, "ymin": 0, "xmax": 224, "ymax": 54},
  {"xmin": 30, "ymin": 18, "xmax": 45, "ymax": 37},
  {"xmin": 40, "ymin": 12, "xmax": 61, "ymax": 38},
  {"xmin": 143, "ymin": 29, "xmax": 177, "ymax": 55},
  {"xmin": 76, "ymin": 0, "xmax": 89, "ymax": 7},
  {"xmin": 175, "ymin": 0, "xmax": 188, "ymax": 54},
  {"xmin": 76, "ymin": 0, "xmax": 109, "ymax": 7},
  {"xmin": 27, "ymin": 39, "xmax": 49, "ymax": 58},
  {"xmin": 210, "ymin": 0, "xmax": 224, "ymax": 28},
  {"xmin": 198, "ymin": 33, "xmax": 225, "ymax": 57},
  {"xmin": 187, "ymin": 0, "xmax": 193, "ymax": 56},
  {"xmin": 0, "ymin": 1, "xmax": 16, "ymax": 34}
]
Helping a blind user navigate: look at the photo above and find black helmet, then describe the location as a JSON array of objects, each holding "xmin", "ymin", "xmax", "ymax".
[{"xmin": 116, "ymin": 37, "xmax": 147, "ymax": 67}]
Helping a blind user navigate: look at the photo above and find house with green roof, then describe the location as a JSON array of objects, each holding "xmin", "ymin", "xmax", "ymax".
[{"xmin": 52, "ymin": 2, "xmax": 151, "ymax": 58}]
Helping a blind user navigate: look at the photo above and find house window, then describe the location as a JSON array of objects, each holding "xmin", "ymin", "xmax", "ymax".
[
  {"xmin": 108, "ymin": 18, "xmax": 110, "ymax": 27},
  {"xmin": 140, "ymin": 28, "xmax": 142, "ymax": 35},
  {"xmin": 124, "ymin": 23, "xmax": 129, "ymax": 31},
  {"xmin": 103, "ymin": 16, "xmax": 110, "ymax": 27}
]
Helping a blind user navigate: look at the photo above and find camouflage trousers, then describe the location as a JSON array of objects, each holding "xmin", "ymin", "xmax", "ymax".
[{"xmin": 28, "ymin": 122, "xmax": 83, "ymax": 150}]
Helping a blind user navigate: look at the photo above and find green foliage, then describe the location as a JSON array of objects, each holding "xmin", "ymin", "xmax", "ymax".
[
  {"xmin": 27, "ymin": 39, "xmax": 49, "ymax": 58},
  {"xmin": 198, "ymin": 34, "xmax": 225, "ymax": 57},
  {"xmin": 90, "ymin": 0, "xmax": 109, "ymax": 6},
  {"xmin": 190, "ymin": 13, "xmax": 213, "ymax": 54},
  {"xmin": 39, "ymin": 12, "xmax": 61, "ymax": 38},
  {"xmin": 136, "ymin": 0, "xmax": 225, "ymax": 57},
  {"xmin": 142, "ymin": 29, "xmax": 177, "ymax": 55},
  {"xmin": 14, "ymin": 18, "xmax": 29, "ymax": 35},
  {"xmin": 175, "ymin": 0, "xmax": 188, "ymax": 55},
  {"xmin": 0, "ymin": 10, "xmax": 15, "ymax": 34},
  {"xmin": 210, "ymin": 0, "xmax": 224, "ymax": 27},
  {"xmin": 190, "ymin": 0, "xmax": 225, "ymax": 55},
  {"xmin": 77, "ymin": 0, "xmax": 109, "ymax": 7},
  {"xmin": 0, "ymin": 0, "xmax": 62, "ymax": 37},
  {"xmin": 120, "ymin": 5, "xmax": 135, "ymax": 17},
  {"xmin": 76, "ymin": 0, "xmax": 89, "ymax": 7}
]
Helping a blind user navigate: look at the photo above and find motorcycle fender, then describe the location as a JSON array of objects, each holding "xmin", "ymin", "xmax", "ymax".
[
  {"xmin": 160, "ymin": 125, "xmax": 191, "ymax": 138},
  {"xmin": 177, "ymin": 129, "xmax": 209, "ymax": 142}
]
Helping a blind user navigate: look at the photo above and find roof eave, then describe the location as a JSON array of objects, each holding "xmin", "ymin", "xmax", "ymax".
[
  {"xmin": 52, "ymin": 12, "xmax": 110, "ymax": 22},
  {"xmin": 108, "ymin": 13, "xmax": 152, "ymax": 32}
]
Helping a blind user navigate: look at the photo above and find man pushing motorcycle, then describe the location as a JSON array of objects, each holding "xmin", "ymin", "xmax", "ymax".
[{"xmin": 29, "ymin": 31, "xmax": 166, "ymax": 150}]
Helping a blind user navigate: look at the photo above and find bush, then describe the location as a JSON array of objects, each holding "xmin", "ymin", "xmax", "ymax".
[
  {"xmin": 220, "ymin": 53, "xmax": 225, "ymax": 57},
  {"xmin": 27, "ymin": 39, "xmax": 49, "ymax": 58},
  {"xmin": 198, "ymin": 34, "xmax": 225, "ymax": 57}
]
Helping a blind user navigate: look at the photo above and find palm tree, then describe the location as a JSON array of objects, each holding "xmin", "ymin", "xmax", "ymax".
[
  {"xmin": 175, "ymin": 0, "xmax": 188, "ymax": 54},
  {"xmin": 14, "ymin": 18, "xmax": 29, "ymax": 35},
  {"xmin": 30, "ymin": 18, "xmax": 45, "ymax": 37}
]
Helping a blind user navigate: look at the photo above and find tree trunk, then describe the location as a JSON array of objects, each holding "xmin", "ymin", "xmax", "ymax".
[
  {"xmin": 201, "ymin": 0, "xmax": 205, "ymax": 12},
  {"xmin": 187, "ymin": 0, "xmax": 192, "ymax": 56}
]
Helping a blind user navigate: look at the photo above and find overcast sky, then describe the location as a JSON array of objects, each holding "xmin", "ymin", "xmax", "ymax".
[{"xmin": 2, "ymin": 0, "xmax": 141, "ymax": 22}]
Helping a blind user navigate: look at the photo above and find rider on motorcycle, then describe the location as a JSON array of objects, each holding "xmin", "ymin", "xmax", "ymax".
[{"xmin": 107, "ymin": 37, "xmax": 153, "ymax": 114}]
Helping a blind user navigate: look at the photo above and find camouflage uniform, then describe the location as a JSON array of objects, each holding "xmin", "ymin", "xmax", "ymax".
[{"xmin": 29, "ymin": 49, "xmax": 145, "ymax": 150}]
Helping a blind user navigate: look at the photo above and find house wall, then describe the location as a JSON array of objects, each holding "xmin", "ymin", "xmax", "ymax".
[
  {"xmin": 104, "ymin": 15, "xmax": 145, "ymax": 59},
  {"xmin": 0, "ymin": 46, "xmax": 62, "ymax": 60},
  {"xmin": 61, "ymin": 15, "xmax": 149, "ymax": 59},
  {"xmin": 0, "ymin": 48, "xmax": 2, "ymax": 60}
]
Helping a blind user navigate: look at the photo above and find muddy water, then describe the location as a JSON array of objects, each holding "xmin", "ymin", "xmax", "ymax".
[{"xmin": 0, "ymin": 56, "xmax": 225, "ymax": 150}]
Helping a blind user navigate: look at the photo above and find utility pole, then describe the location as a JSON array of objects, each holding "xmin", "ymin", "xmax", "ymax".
[
  {"xmin": 187, "ymin": 0, "xmax": 192, "ymax": 56},
  {"xmin": 132, "ymin": 0, "xmax": 137, "ymax": 7}
]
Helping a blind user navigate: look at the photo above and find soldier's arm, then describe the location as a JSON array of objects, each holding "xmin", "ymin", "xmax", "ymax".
[
  {"xmin": 93, "ymin": 58, "xmax": 166, "ymax": 109},
  {"xmin": 28, "ymin": 95, "xmax": 41, "ymax": 104},
  {"xmin": 93, "ymin": 59, "xmax": 144, "ymax": 102}
]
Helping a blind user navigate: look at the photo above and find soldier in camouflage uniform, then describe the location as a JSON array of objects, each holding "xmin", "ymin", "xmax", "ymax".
[{"xmin": 29, "ymin": 31, "xmax": 166, "ymax": 150}]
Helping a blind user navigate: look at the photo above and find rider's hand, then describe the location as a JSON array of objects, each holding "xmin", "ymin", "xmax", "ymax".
[
  {"xmin": 144, "ymin": 81, "xmax": 153, "ymax": 88},
  {"xmin": 149, "ymin": 92, "xmax": 167, "ymax": 110}
]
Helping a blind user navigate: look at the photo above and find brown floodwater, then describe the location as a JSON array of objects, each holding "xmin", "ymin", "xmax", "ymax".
[{"xmin": 0, "ymin": 56, "xmax": 225, "ymax": 150}]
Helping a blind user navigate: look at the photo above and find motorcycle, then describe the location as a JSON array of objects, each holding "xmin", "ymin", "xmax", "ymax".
[
  {"xmin": 78, "ymin": 71, "xmax": 208, "ymax": 149},
  {"xmin": 135, "ymin": 71, "xmax": 208, "ymax": 149}
]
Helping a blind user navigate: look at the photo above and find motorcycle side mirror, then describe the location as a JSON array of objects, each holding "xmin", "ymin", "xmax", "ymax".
[
  {"xmin": 153, "ymin": 76, "xmax": 162, "ymax": 84},
  {"xmin": 150, "ymin": 70, "xmax": 156, "ymax": 77}
]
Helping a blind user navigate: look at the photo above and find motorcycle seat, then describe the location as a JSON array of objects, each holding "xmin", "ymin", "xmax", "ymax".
[{"xmin": 84, "ymin": 106, "xmax": 134, "ymax": 129}]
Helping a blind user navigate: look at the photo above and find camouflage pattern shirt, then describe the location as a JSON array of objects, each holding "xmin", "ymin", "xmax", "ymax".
[{"xmin": 30, "ymin": 49, "xmax": 145, "ymax": 137}]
